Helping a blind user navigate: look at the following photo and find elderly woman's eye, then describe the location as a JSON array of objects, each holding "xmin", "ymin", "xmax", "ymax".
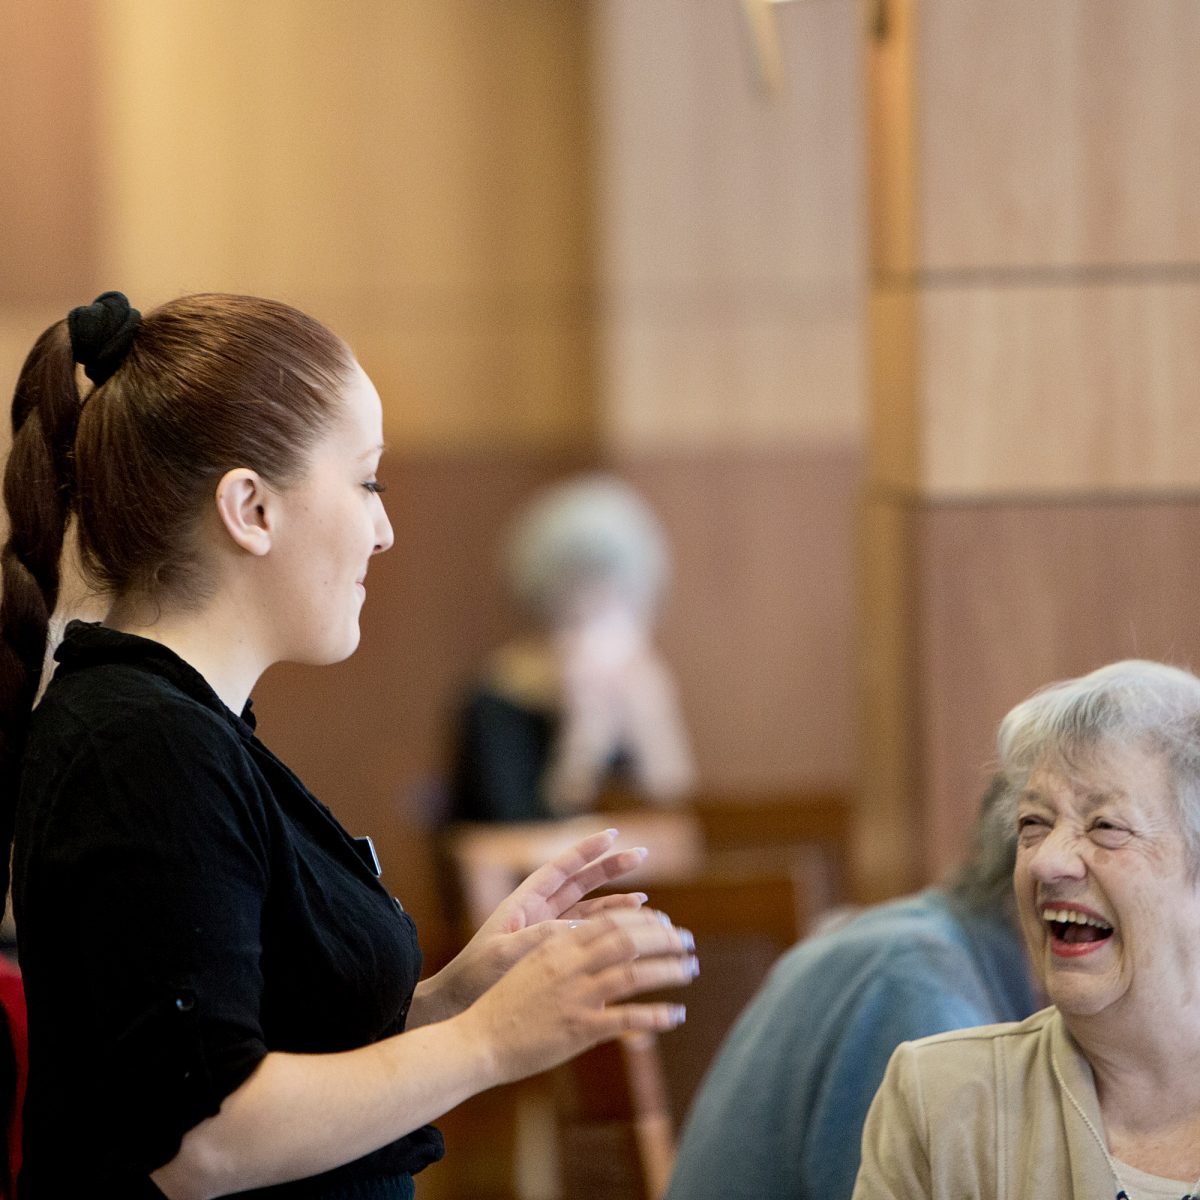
[
  {"xmin": 1016, "ymin": 814, "xmax": 1048, "ymax": 837},
  {"xmin": 1089, "ymin": 819, "xmax": 1131, "ymax": 846}
]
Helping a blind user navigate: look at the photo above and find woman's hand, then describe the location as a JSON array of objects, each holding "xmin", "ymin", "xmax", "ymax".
[
  {"xmin": 411, "ymin": 829, "xmax": 651, "ymax": 1024},
  {"xmin": 458, "ymin": 906, "xmax": 698, "ymax": 1086}
]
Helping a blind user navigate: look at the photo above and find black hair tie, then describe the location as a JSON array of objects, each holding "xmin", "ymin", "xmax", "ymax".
[{"xmin": 67, "ymin": 291, "xmax": 141, "ymax": 386}]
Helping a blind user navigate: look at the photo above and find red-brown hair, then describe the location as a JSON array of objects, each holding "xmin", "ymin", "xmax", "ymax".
[{"xmin": 0, "ymin": 293, "xmax": 353, "ymax": 907}]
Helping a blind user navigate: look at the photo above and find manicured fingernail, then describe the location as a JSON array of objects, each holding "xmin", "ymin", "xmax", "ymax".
[
  {"xmin": 679, "ymin": 928, "xmax": 695, "ymax": 952},
  {"xmin": 632, "ymin": 846, "xmax": 648, "ymax": 859},
  {"xmin": 634, "ymin": 892, "xmax": 649, "ymax": 904},
  {"xmin": 656, "ymin": 910, "xmax": 673, "ymax": 928},
  {"xmin": 604, "ymin": 828, "xmax": 619, "ymax": 838},
  {"xmin": 670, "ymin": 1005, "xmax": 687, "ymax": 1026},
  {"xmin": 689, "ymin": 956, "xmax": 700, "ymax": 977}
]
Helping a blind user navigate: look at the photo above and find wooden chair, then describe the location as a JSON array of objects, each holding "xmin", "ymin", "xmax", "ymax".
[
  {"xmin": 556, "ymin": 1032, "xmax": 674, "ymax": 1200},
  {"xmin": 437, "ymin": 791, "xmax": 849, "ymax": 1198},
  {"xmin": 687, "ymin": 789, "xmax": 854, "ymax": 913},
  {"xmin": 557, "ymin": 867, "xmax": 809, "ymax": 1199},
  {"xmin": 644, "ymin": 868, "xmax": 808, "ymax": 1125}
]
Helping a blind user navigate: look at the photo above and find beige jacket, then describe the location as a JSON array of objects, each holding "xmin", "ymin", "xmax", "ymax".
[{"xmin": 852, "ymin": 1007, "xmax": 1118, "ymax": 1199}]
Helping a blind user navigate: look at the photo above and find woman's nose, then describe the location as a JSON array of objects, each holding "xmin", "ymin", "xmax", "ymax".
[
  {"xmin": 1026, "ymin": 826, "xmax": 1087, "ymax": 883},
  {"xmin": 373, "ymin": 507, "xmax": 394, "ymax": 555}
]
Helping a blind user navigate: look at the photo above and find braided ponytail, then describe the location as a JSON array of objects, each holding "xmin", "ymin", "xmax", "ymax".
[{"xmin": 0, "ymin": 320, "xmax": 83, "ymax": 909}]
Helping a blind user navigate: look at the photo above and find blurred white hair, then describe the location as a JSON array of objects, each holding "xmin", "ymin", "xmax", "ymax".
[{"xmin": 504, "ymin": 474, "xmax": 670, "ymax": 621}]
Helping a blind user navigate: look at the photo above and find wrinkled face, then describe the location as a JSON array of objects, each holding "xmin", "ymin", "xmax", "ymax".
[
  {"xmin": 1014, "ymin": 743, "xmax": 1200, "ymax": 1025},
  {"xmin": 268, "ymin": 363, "xmax": 393, "ymax": 665}
]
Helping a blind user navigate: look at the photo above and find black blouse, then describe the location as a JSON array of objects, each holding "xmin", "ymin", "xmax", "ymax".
[
  {"xmin": 12, "ymin": 622, "xmax": 443, "ymax": 1198},
  {"xmin": 450, "ymin": 686, "xmax": 633, "ymax": 823}
]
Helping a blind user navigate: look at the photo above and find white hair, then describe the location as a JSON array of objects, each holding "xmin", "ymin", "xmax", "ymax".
[
  {"xmin": 504, "ymin": 474, "xmax": 670, "ymax": 621},
  {"xmin": 997, "ymin": 659, "xmax": 1200, "ymax": 864}
]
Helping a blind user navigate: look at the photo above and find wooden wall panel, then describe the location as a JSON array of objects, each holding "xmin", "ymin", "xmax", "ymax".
[
  {"xmin": 0, "ymin": 0, "xmax": 100, "ymax": 303},
  {"xmin": 916, "ymin": 0, "xmax": 1200, "ymax": 270},
  {"xmin": 916, "ymin": 499, "xmax": 1200, "ymax": 877},
  {"xmin": 865, "ymin": 0, "xmax": 1200, "ymax": 894},
  {"xmin": 591, "ymin": 0, "xmax": 866, "ymax": 449},
  {"xmin": 621, "ymin": 444, "xmax": 863, "ymax": 795},
  {"xmin": 917, "ymin": 279, "xmax": 1200, "ymax": 494},
  {"xmin": 600, "ymin": 288, "xmax": 864, "ymax": 450},
  {"xmin": 94, "ymin": 0, "xmax": 596, "ymax": 451}
]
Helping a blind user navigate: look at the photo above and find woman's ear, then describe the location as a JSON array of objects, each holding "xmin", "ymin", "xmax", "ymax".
[{"xmin": 214, "ymin": 468, "xmax": 275, "ymax": 556}]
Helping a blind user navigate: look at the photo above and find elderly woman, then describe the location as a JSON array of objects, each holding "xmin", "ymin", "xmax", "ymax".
[
  {"xmin": 451, "ymin": 473, "xmax": 695, "ymax": 822},
  {"xmin": 853, "ymin": 660, "xmax": 1200, "ymax": 1200}
]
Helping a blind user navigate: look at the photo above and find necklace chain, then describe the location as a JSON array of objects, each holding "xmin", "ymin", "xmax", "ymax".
[{"xmin": 1051, "ymin": 1050, "xmax": 1200, "ymax": 1200}]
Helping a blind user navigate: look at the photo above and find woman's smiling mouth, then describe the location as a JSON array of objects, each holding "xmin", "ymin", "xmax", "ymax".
[{"xmin": 1041, "ymin": 904, "xmax": 1114, "ymax": 956}]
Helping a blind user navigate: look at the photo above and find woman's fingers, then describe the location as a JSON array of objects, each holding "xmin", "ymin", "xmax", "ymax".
[
  {"xmin": 514, "ymin": 830, "xmax": 659, "ymax": 917},
  {"xmin": 599, "ymin": 1001, "xmax": 689, "ymax": 1035},
  {"xmin": 591, "ymin": 950, "xmax": 699, "ymax": 1000},
  {"xmin": 562, "ymin": 891, "xmax": 647, "ymax": 919},
  {"xmin": 465, "ymin": 906, "xmax": 697, "ymax": 1086},
  {"xmin": 545, "ymin": 846, "xmax": 649, "ymax": 910},
  {"xmin": 562, "ymin": 911, "xmax": 699, "ymax": 1003},
  {"xmin": 510, "ymin": 829, "xmax": 624, "ymax": 906},
  {"xmin": 566, "ymin": 906, "xmax": 692, "ymax": 948}
]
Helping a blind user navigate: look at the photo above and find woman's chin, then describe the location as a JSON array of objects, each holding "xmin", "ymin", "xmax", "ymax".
[{"xmin": 1045, "ymin": 970, "xmax": 1123, "ymax": 1019}]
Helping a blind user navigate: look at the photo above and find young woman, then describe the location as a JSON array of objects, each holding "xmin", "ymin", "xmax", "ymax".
[{"xmin": 0, "ymin": 292, "xmax": 697, "ymax": 1199}]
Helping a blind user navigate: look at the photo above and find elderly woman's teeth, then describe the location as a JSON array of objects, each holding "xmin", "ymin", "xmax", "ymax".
[{"xmin": 1043, "ymin": 909, "xmax": 1113, "ymax": 931}]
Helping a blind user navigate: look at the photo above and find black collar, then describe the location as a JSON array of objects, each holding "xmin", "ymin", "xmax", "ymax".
[{"xmin": 54, "ymin": 620, "xmax": 258, "ymax": 735}]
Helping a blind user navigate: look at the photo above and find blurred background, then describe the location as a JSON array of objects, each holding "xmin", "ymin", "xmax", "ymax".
[{"xmin": 3, "ymin": 1, "xmax": 1199, "ymax": 1195}]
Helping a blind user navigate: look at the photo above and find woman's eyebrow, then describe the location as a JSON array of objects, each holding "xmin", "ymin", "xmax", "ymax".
[{"xmin": 1080, "ymin": 789, "xmax": 1126, "ymax": 814}]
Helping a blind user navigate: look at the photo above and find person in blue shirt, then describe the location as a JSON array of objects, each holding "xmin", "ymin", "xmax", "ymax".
[{"xmin": 665, "ymin": 777, "xmax": 1038, "ymax": 1200}]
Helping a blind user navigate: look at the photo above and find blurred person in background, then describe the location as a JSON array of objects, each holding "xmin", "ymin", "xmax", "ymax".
[
  {"xmin": 665, "ymin": 777, "xmax": 1039, "ymax": 1200},
  {"xmin": 0, "ymin": 292, "xmax": 697, "ymax": 1199},
  {"xmin": 450, "ymin": 473, "xmax": 695, "ymax": 823}
]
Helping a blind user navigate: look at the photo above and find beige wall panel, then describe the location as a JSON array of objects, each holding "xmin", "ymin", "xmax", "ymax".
[
  {"xmin": 621, "ymin": 444, "xmax": 863, "ymax": 798},
  {"xmin": 0, "ymin": 0, "xmax": 101, "ymax": 303},
  {"xmin": 915, "ymin": 0, "xmax": 1200, "ymax": 270},
  {"xmin": 591, "ymin": 0, "xmax": 866, "ymax": 448},
  {"xmin": 97, "ymin": 1, "xmax": 591, "ymax": 295},
  {"xmin": 93, "ymin": 0, "xmax": 593, "ymax": 450},
  {"xmin": 916, "ymin": 281, "xmax": 1200, "ymax": 494},
  {"xmin": 916, "ymin": 499, "xmax": 1200, "ymax": 879},
  {"xmin": 600, "ymin": 291, "xmax": 864, "ymax": 451},
  {"xmin": 349, "ymin": 309, "xmax": 594, "ymax": 452}
]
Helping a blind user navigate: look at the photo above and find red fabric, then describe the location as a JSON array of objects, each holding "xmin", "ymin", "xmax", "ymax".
[{"xmin": 0, "ymin": 957, "xmax": 27, "ymax": 1196}]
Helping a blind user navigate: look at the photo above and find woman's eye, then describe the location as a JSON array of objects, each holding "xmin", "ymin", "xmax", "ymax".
[
  {"xmin": 1016, "ymin": 815, "xmax": 1048, "ymax": 840},
  {"xmin": 1089, "ymin": 820, "xmax": 1131, "ymax": 846},
  {"xmin": 363, "ymin": 480, "xmax": 387, "ymax": 495}
]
